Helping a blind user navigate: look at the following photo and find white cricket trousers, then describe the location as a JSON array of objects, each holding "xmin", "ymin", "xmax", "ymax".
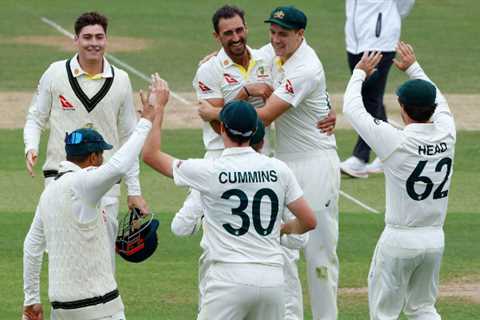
[
  {"xmin": 277, "ymin": 149, "xmax": 340, "ymax": 320},
  {"xmin": 45, "ymin": 177, "xmax": 120, "ymax": 272},
  {"xmin": 197, "ymin": 262, "xmax": 285, "ymax": 320},
  {"xmin": 368, "ymin": 226, "xmax": 444, "ymax": 320},
  {"xmin": 283, "ymin": 247, "xmax": 303, "ymax": 320},
  {"xmin": 179, "ymin": 149, "xmax": 304, "ymax": 319},
  {"xmin": 51, "ymin": 309, "xmax": 125, "ymax": 320}
]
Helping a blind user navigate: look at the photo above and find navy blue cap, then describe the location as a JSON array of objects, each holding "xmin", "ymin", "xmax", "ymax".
[
  {"xmin": 396, "ymin": 79, "xmax": 437, "ymax": 107},
  {"xmin": 264, "ymin": 6, "xmax": 307, "ymax": 30},
  {"xmin": 220, "ymin": 100, "xmax": 258, "ymax": 138},
  {"xmin": 65, "ymin": 128, "xmax": 113, "ymax": 156}
]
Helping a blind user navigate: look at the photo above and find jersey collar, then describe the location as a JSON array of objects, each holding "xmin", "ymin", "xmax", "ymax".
[
  {"xmin": 221, "ymin": 146, "xmax": 256, "ymax": 157},
  {"xmin": 59, "ymin": 160, "xmax": 82, "ymax": 173},
  {"xmin": 70, "ymin": 54, "xmax": 113, "ymax": 79},
  {"xmin": 217, "ymin": 46, "xmax": 266, "ymax": 68},
  {"xmin": 218, "ymin": 46, "xmax": 266, "ymax": 79},
  {"xmin": 404, "ymin": 122, "xmax": 435, "ymax": 133}
]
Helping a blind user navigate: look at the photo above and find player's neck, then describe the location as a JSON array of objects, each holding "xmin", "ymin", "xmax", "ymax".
[
  {"xmin": 223, "ymin": 136, "xmax": 250, "ymax": 148},
  {"xmin": 77, "ymin": 55, "xmax": 104, "ymax": 76},
  {"xmin": 230, "ymin": 51, "xmax": 250, "ymax": 70},
  {"xmin": 280, "ymin": 37, "xmax": 303, "ymax": 64}
]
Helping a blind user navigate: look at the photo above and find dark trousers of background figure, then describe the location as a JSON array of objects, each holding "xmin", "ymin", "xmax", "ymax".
[{"xmin": 347, "ymin": 51, "xmax": 395, "ymax": 163}]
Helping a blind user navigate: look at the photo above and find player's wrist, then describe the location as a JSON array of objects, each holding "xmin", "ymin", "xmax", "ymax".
[{"xmin": 243, "ymin": 86, "xmax": 251, "ymax": 97}]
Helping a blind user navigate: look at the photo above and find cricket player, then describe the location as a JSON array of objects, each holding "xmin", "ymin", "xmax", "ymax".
[
  {"xmin": 143, "ymin": 75, "xmax": 317, "ymax": 320},
  {"xmin": 22, "ymin": 93, "xmax": 157, "ymax": 320},
  {"xmin": 197, "ymin": 6, "xmax": 340, "ymax": 319},
  {"xmin": 343, "ymin": 42, "xmax": 455, "ymax": 319},
  {"xmin": 253, "ymin": 7, "xmax": 341, "ymax": 319},
  {"xmin": 23, "ymin": 12, "xmax": 148, "ymax": 268},
  {"xmin": 341, "ymin": 0, "xmax": 416, "ymax": 177},
  {"xmin": 171, "ymin": 118, "xmax": 309, "ymax": 318},
  {"xmin": 185, "ymin": 5, "xmax": 311, "ymax": 318}
]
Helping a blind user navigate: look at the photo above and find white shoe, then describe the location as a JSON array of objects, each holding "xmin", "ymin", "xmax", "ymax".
[
  {"xmin": 366, "ymin": 157, "xmax": 383, "ymax": 174},
  {"xmin": 340, "ymin": 156, "xmax": 368, "ymax": 178}
]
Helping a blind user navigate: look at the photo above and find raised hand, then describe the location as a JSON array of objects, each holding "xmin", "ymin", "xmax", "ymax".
[
  {"xmin": 393, "ymin": 41, "xmax": 417, "ymax": 71},
  {"xmin": 355, "ymin": 51, "xmax": 383, "ymax": 77},
  {"xmin": 149, "ymin": 73, "xmax": 170, "ymax": 108}
]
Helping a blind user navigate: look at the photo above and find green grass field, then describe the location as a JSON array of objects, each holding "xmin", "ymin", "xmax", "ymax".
[
  {"xmin": 1, "ymin": 0, "xmax": 479, "ymax": 319},
  {"xmin": 2, "ymin": 129, "xmax": 480, "ymax": 319}
]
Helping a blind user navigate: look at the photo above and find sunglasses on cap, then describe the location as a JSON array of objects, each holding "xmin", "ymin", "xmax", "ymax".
[{"xmin": 65, "ymin": 131, "xmax": 104, "ymax": 145}]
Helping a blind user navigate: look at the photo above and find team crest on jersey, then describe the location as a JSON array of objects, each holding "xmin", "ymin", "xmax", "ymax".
[
  {"xmin": 223, "ymin": 73, "xmax": 238, "ymax": 85},
  {"xmin": 59, "ymin": 95, "xmax": 75, "ymax": 110},
  {"xmin": 284, "ymin": 79, "xmax": 294, "ymax": 95},
  {"xmin": 256, "ymin": 66, "xmax": 269, "ymax": 79},
  {"xmin": 198, "ymin": 81, "xmax": 212, "ymax": 93}
]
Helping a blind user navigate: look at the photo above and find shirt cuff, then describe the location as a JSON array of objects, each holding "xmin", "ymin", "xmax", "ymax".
[
  {"xmin": 24, "ymin": 294, "xmax": 41, "ymax": 306},
  {"xmin": 405, "ymin": 61, "xmax": 422, "ymax": 77},
  {"xmin": 352, "ymin": 68, "xmax": 367, "ymax": 80},
  {"xmin": 24, "ymin": 146, "xmax": 38, "ymax": 156},
  {"xmin": 137, "ymin": 117, "xmax": 153, "ymax": 131},
  {"xmin": 125, "ymin": 179, "xmax": 141, "ymax": 196}
]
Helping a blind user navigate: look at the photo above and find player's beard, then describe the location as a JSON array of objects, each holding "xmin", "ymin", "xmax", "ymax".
[{"xmin": 226, "ymin": 39, "xmax": 246, "ymax": 59}]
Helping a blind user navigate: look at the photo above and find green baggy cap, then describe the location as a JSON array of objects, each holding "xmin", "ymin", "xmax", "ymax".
[
  {"xmin": 220, "ymin": 100, "xmax": 258, "ymax": 138},
  {"xmin": 396, "ymin": 79, "xmax": 437, "ymax": 107},
  {"xmin": 264, "ymin": 6, "xmax": 307, "ymax": 30}
]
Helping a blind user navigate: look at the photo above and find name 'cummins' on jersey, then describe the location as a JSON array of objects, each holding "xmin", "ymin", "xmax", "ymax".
[{"xmin": 172, "ymin": 147, "xmax": 303, "ymax": 267}]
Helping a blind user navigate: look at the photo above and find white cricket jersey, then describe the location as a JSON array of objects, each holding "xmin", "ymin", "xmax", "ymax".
[
  {"xmin": 343, "ymin": 62, "xmax": 455, "ymax": 232},
  {"xmin": 172, "ymin": 147, "xmax": 303, "ymax": 266},
  {"xmin": 345, "ymin": 0, "xmax": 415, "ymax": 54},
  {"xmin": 23, "ymin": 119, "xmax": 151, "ymax": 309},
  {"xmin": 23, "ymin": 54, "xmax": 140, "ymax": 195},
  {"xmin": 193, "ymin": 47, "xmax": 273, "ymax": 151},
  {"xmin": 262, "ymin": 41, "xmax": 336, "ymax": 154}
]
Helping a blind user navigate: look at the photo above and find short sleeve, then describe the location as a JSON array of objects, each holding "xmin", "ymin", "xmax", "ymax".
[
  {"xmin": 172, "ymin": 159, "xmax": 213, "ymax": 194},
  {"xmin": 274, "ymin": 68, "xmax": 319, "ymax": 108},
  {"xmin": 192, "ymin": 60, "xmax": 223, "ymax": 100}
]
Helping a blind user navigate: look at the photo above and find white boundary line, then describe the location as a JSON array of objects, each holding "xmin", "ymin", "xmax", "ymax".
[
  {"xmin": 41, "ymin": 16, "xmax": 380, "ymax": 215},
  {"xmin": 41, "ymin": 17, "xmax": 190, "ymax": 105},
  {"xmin": 339, "ymin": 191, "xmax": 380, "ymax": 214}
]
